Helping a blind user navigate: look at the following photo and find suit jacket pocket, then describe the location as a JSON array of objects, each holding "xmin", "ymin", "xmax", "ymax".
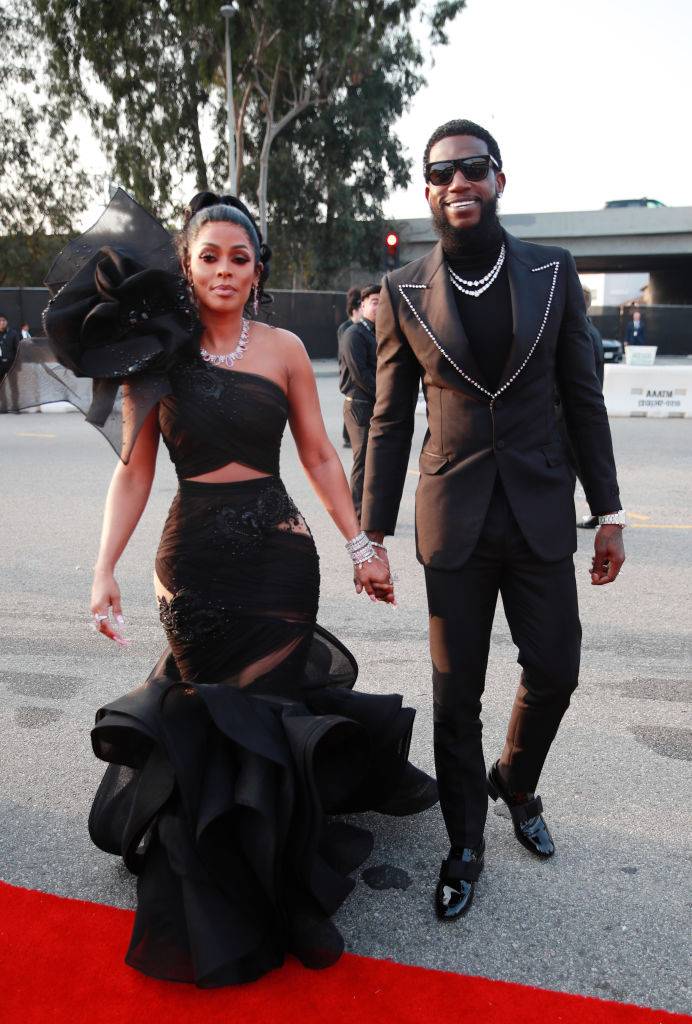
[
  {"xmin": 541, "ymin": 441, "xmax": 565, "ymax": 467},
  {"xmin": 419, "ymin": 449, "xmax": 450, "ymax": 475}
]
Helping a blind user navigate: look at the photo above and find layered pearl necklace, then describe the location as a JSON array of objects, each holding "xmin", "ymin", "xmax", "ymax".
[
  {"xmin": 448, "ymin": 243, "xmax": 506, "ymax": 298},
  {"xmin": 200, "ymin": 317, "xmax": 251, "ymax": 367}
]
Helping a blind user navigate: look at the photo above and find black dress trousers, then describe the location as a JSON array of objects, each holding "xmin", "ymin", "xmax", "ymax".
[
  {"xmin": 424, "ymin": 479, "xmax": 581, "ymax": 849},
  {"xmin": 344, "ymin": 398, "xmax": 373, "ymax": 519}
]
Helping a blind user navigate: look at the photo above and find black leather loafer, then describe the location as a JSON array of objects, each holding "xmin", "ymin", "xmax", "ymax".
[
  {"xmin": 374, "ymin": 763, "xmax": 439, "ymax": 816},
  {"xmin": 487, "ymin": 761, "xmax": 555, "ymax": 858},
  {"xmin": 435, "ymin": 841, "xmax": 485, "ymax": 920}
]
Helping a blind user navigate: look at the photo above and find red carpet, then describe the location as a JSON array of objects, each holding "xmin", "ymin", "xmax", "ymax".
[{"xmin": 0, "ymin": 880, "xmax": 688, "ymax": 1024}]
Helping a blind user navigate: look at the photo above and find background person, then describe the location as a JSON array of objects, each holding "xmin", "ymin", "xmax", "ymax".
[
  {"xmin": 625, "ymin": 308, "xmax": 647, "ymax": 346},
  {"xmin": 0, "ymin": 314, "xmax": 21, "ymax": 410},
  {"xmin": 0, "ymin": 314, "xmax": 20, "ymax": 381},
  {"xmin": 337, "ymin": 287, "xmax": 362, "ymax": 448},
  {"xmin": 339, "ymin": 283, "xmax": 380, "ymax": 519},
  {"xmin": 574, "ymin": 287, "xmax": 605, "ymax": 527}
]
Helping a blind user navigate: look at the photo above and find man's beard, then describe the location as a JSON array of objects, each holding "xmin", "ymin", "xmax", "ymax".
[{"xmin": 432, "ymin": 195, "xmax": 502, "ymax": 258}]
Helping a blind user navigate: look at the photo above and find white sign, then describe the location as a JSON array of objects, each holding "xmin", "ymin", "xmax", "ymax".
[
  {"xmin": 625, "ymin": 345, "xmax": 657, "ymax": 366},
  {"xmin": 604, "ymin": 365, "xmax": 692, "ymax": 417}
]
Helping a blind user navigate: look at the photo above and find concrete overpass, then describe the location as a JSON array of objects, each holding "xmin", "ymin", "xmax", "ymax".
[{"xmin": 397, "ymin": 206, "xmax": 692, "ymax": 304}]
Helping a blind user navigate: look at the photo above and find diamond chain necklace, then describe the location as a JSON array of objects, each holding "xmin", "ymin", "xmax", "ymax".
[
  {"xmin": 448, "ymin": 243, "xmax": 506, "ymax": 298},
  {"xmin": 200, "ymin": 317, "xmax": 251, "ymax": 367}
]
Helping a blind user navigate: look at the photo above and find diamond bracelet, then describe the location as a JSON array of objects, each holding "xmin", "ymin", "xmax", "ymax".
[{"xmin": 345, "ymin": 531, "xmax": 376, "ymax": 566}]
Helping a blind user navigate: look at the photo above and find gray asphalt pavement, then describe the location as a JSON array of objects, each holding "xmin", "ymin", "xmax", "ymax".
[{"xmin": 0, "ymin": 379, "xmax": 690, "ymax": 1015}]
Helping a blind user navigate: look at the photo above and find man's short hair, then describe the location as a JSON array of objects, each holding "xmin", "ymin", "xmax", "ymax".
[
  {"xmin": 423, "ymin": 119, "xmax": 502, "ymax": 177},
  {"xmin": 360, "ymin": 283, "xmax": 381, "ymax": 300},
  {"xmin": 346, "ymin": 286, "xmax": 361, "ymax": 315}
]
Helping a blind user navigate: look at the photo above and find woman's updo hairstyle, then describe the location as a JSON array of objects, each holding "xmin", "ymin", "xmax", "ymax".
[{"xmin": 177, "ymin": 191, "xmax": 272, "ymax": 314}]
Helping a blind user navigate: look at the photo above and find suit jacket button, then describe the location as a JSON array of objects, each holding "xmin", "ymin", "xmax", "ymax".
[{"xmin": 496, "ymin": 440, "xmax": 505, "ymax": 450}]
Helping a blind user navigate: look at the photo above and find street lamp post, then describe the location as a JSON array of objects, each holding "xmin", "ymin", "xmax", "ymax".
[{"xmin": 220, "ymin": 5, "xmax": 237, "ymax": 194}]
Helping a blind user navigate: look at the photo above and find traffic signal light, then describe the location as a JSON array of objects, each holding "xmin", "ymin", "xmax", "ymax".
[{"xmin": 384, "ymin": 229, "xmax": 400, "ymax": 271}]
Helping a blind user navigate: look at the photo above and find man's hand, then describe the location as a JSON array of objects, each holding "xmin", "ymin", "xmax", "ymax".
[
  {"xmin": 590, "ymin": 525, "xmax": 625, "ymax": 585},
  {"xmin": 353, "ymin": 532, "xmax": 394, "ymax": 604}
]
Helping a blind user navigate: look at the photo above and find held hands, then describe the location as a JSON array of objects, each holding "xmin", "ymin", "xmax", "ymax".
[
  {"xmin": 354, "ymin": 547, "xmax": 397, "ymax": 606},
  {"xmin": 90, "ymin": 567, "xmax": 130, "ymax": 646},
  {"xmin": 590, "ymin": 525, "xmax": 626, "ymax": 585}
]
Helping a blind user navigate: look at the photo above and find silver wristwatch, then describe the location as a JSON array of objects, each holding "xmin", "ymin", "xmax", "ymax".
[{"xmin": 597, "ymin": 510, "xmax": 627, "ymax": 528}]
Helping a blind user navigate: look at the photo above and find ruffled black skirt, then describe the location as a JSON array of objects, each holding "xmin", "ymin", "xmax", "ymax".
[{"xmin": 88, "ymin": 477, "xmax": 417, "ymax": 987}]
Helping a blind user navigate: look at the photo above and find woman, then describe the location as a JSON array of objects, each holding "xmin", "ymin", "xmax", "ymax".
[{"xmin": 44, "ymin": 191, "xmax": 437, "ymax": 988}]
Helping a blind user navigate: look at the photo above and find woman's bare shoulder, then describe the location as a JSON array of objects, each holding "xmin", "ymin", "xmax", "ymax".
[{"xmin": 251, "ymin": 322, "xmax": 309, "ymax": 366}]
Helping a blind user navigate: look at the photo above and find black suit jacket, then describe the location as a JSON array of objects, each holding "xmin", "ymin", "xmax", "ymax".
[
  {"xmin": 625, "ymin": 320, "xmax": 647, "ymax": 345},
  {"xmin": 338, "ymin": 320, "xmax": 377, "ymax": 403},
  {"xmin": 361, "ymin": 232, "xmax": 621, "ymax": 569},
  {"xmin": 0, "ymin": 328, "xmax": 20, "ymax": 370}
]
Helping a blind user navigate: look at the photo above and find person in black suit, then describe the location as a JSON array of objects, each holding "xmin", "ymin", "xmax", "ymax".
[
  {"xmin": 339, "ymin": 283, "xmax": 380, "ymax": 518},
  {"xmin": 0, "ymin": 314, "xmax": 20, "ymax": 380},
  {"xmin": 625, "ymin": 309, "xmax": 647, "ymax": 345},
  {"xmin": 574, "ymin": 287, "xmax": 605, "ymax": 528},
  {"xmin": 337, "ymin": 287, "xmax": 363, "ymax": 449},
  {"xmin": 360, "ymin": 120, "xmax": 626, "ymax": 919},
  {"xmin": 0, "ymin": 314, "xmax": 21, "ymax": 411}
]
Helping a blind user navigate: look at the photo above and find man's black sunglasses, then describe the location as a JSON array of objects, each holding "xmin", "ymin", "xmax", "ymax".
[{"xmin": 425, "ymin": 154, "xmax": 500, "ymax": 186}]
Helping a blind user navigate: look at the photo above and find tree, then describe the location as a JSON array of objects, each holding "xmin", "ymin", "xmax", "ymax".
[
  {"xmin": 33, "ymin": 0, "xmax": 227, "ymax": 217},
  {"xmin": 230, "ymin": 0, "xmax": 466, "ymax": 237},
  {"xmin": 28, "ymin": 0, "xmax": 467, "ymax": 283},
  {"xmin": 0, "ymin": 1, "xmax": 93, "ymax": 285}
]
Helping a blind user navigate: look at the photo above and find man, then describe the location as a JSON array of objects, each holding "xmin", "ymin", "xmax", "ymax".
[
  {"xmin": 574, "ymin": 288, "xmax": 605, "ymax": 528},
  {"xmin": 337, "ymin": 287, "xmax": 362, "ymax": 449},
  {"xmin": 337, "ymin": 287, "xmax": 362, "ymax": 342},
  {"xmin": 339, "ymin": 283, "xmax": 380, "ymax": 518},
  {"xmin": 361, "ymin": 120, "xmax": 626, "ymax": 919},
  {"xmin": 0, "ymin": 315, "xmax": 21, "ymax": 412},
  {"xmin": 0, "ymin": 314, "xmax": 20, "ymax": 382},
  {"xmin": 625, "ymin": 309, "xmax": 647, "ymax": 346}
]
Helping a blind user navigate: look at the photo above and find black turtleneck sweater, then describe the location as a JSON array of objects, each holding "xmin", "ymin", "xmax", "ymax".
[{"xmin": 444, "ymin": 226, "xmax": 513, "ymax": 394}]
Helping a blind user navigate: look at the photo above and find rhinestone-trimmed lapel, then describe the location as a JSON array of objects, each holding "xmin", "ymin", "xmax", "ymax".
[
  {"xmin": 497, "ymin": 237, "xmax": 560, "ymax": 395},
  {"xmin": 398, "ymin": 242, "xmax": 492, "ymax": 397},
  {"xmin": 397, "ymin": 235, "xmax": 560, "ymax": 401}
]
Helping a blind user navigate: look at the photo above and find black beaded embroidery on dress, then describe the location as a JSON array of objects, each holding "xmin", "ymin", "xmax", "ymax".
[{"xmin": 214, "ymin": 483, "xmax": 304, "ymax": 545}]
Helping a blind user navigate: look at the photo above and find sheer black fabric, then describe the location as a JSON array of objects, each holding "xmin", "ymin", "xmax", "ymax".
[
  {"xmin": 1, "ymin": 190, "xmax": 195, "ymax": 461},
  {"xmin": 159, "ymin": 361, "xmax": 287, "ymax": 479},
  {"xmin": 89, "ymin": 476, "xmax": 417, "ymax": 987}
]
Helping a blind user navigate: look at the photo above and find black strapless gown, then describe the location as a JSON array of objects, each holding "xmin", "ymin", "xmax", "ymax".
[
  {"xmin": 7, "ymin": 199, "xmax": 435, "ymax": 989},
  {"xmin": 88, "ymin": 474, "xmax": 420, "ymax": 987}
]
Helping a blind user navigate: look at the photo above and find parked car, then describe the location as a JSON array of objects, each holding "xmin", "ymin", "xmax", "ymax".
[
  {"xmin": 605, "ymin": 198, "xmax": 665, "ymax": 208},
  {"xmin": 602, "ymin": 338, "xmax": 623, "ymax": 363}
]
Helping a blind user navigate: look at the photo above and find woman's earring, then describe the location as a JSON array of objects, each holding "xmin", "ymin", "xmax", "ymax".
[
  {"xmin": 252, "ymin": 284, "xmax": 259, "ymax": 316},
  {"xmin": 186, "ymin": 276, "xmax": 196, "ymax": 306}
]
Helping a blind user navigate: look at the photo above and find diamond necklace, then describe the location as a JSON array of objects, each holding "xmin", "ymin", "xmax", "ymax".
[
  {"xmin": 448, "ymin": 243, "xmax": 506, "ymax": 298},
  {"xmin": 200, "ymin": 318, "xmax": 251, "ymax": 367}
]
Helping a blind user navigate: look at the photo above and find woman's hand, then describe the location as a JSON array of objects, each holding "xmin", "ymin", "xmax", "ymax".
[
  {"xmin": 354, "ymin": 553, "xmax": 396, "ymax": 606},
  {"xmin": 90, "ymin": 568, "xmax": 130, "ymax": 646}
]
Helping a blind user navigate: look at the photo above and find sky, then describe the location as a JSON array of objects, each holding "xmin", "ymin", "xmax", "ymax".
[{"xmin": 383, "ymin": 0, "xmax": 692, "ymax": 220}]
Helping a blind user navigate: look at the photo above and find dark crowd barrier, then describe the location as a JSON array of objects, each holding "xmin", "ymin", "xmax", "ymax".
[
  {"xmin": 591, "ymin": 305, "xmax": 692, "ymax": 356},
  {"xmin": 4, "ymin": 288, "xmax": 690, "ymax": 358},
  {"xmin": 0, "ymin": 287, "xmax": 348, "ymax": 360}
]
